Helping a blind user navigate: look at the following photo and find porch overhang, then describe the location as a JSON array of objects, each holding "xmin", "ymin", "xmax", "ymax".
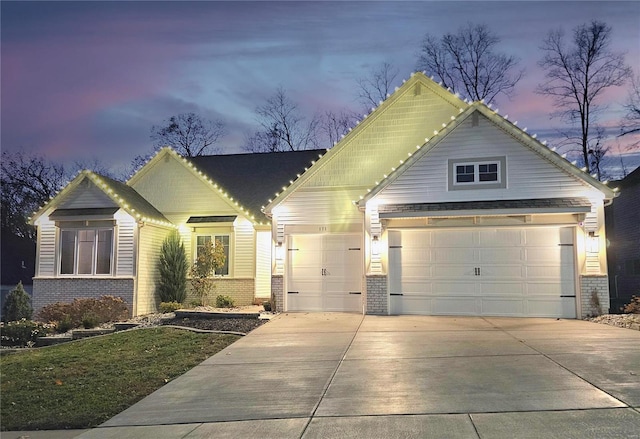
[{"xmin": 378, "ymin": 197, "xmax": 592, "ymax": 219}]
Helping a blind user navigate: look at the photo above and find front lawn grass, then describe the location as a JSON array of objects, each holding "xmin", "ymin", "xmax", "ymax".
[{"xmin": 1, "ymin": 327, "xmax": 239, "ymax": 431}]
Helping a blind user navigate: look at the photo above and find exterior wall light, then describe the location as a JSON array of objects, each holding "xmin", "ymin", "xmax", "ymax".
[
  {"xmin": 275, "ymin": 242, "xmax": 284, "ymax": 261},
  {"xmin": 371, "ymin": 235, "xmax": 380, "ymax": 256},
  {"xmin": 586, "ymin": 231, "xmax": 600, "ymax": 254}
]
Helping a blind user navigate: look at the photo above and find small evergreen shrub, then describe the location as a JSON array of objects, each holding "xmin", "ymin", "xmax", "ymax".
[
  {"xmin": 82, "ymin": 312, "xmax": 100, "ymax": 329},
  {"xmin": 215, "ymin": 295, "xmax": 235, "ymax": 308},
  {"xmin": 159, "ymin": 301, "xmax": 182, "ymax": 313},
  {"xmin": 38, "ymin": 296, "xmax": 129, "ymax": 330},
  {"xmin": 623, "ymin": 295, "xmax": 640, "ymax": 314},
  {"xmin": 56, "ymin": 316, "xmax": 74, "ymax": 333},
  {"xmin": 2, "ymin": 281, "xmax": 33, "ymax": 323},
  {"xmin": 157, "ymin": 230, "xmax": 188, "ymax": 303},
  {"xmin": 0, "ymin": 319, "xmax": 49, "ymax": 347}
]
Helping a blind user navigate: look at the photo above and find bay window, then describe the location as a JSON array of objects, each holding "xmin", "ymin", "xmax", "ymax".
[{"xmin": 60, "ymin": 229, "xmax": 113, "ymax": 275}]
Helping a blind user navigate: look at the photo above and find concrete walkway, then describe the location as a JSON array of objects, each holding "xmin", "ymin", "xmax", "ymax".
[{"xmin": 21, "ymin": 313, "xmax": 640, "ymax": 438}]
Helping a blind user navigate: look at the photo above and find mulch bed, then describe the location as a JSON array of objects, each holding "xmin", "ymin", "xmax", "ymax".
[{"xmin": 161, "ymin": 316, "xmax": 268, "ymax": 334}]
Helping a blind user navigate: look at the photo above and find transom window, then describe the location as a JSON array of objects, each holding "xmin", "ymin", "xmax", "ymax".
[
  {"xmin": 449, "ymin": 157, "xmax": 506, "ymax": 191},
  {"xmin": 196, "ymin": 235, "xmax": 230, "ymax": 276},
  {"xmin": 60, "ymin": 229, "xmax": 113, "ymax": 275}
]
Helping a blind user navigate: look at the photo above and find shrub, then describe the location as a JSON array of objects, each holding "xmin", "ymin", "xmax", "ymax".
[
  {"xmin": 0, "ymin": 319, "xmax": 49, "ymax": 347},
  {"xmin": 2, "ymin": 281, "xmax": 33, "ymax": 323},
  {"xmin": 157, "ymin": 230, "xmax": 188, "ymax": 303},
  {"xmin": 159, "ymin": 301, "xmax": 182, "ymax": 313},
  {"xmin": 82, "ymin": 312, "xmax": 100, "ymax": 329},
  {"xmin": 215, "ymin": 295, "xmax": 235, "ymax": 308},
  {"xmin": 56, "ymin": 316, "xmax": 74, "ymax": 333},
  {"xmin": 190, "ymin": 239, "xmax": 226, "ymax": 306},
  {"xmin": 38, "ymin": 296, "xmax": 129, "ymax": 330},
  {"xmin": 623, "ymin": 295, "xmax": 640, "ymax": 314}
]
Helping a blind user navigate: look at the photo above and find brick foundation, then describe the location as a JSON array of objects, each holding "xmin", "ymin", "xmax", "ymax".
[
  {"xmin": 33, "ymin": 278, "xmax": 135, "ymax": 317},
  {"xmin": 366, "ymin": 275, "xmax": 388, "ymax": 315},
  {"xmin": 580, "ymin": 275, "xmax": 610, "ymax": 317},
  {"xmin": 186, "ymin": 278, "xmax": 255, "ymax": 307},
  {"xmin": 271, "ymin": 275, "xmax": 284, "ymax": 312}
]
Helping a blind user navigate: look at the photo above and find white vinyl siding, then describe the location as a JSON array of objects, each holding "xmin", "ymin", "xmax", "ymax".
[
  {"xmin": 234, "ymin": 217, "xmax": 255, "ymax": 278},
  {"xmin": 303, "ymin": 77, "xmax": 464, "ymax": 189},
  {"xmin": 58, "ymin": 182, "xmax": 117, "ymax": 209},
  {"xmin": 276, "ymin": 189, "xmax": 363, "ymax": 226},
  {"xmin": 255, "ymin": 230, "xmax": 272, "ymax": 298},
  {"xmin": 374, "ymin": 113, "xmax": 602, "ymax": 204},
  {"xmin": 115, "ymin": 214, "xmax": 136, "ymax": 276},
  {"xmin": 130, "ymin": 156, "xmax": 237, "ymax": 216},
  {"xmin": 37, "ymin": 221, "xmax": 57, "ymax": 276}
]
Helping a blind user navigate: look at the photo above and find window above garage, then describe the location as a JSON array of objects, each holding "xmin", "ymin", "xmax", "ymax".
[{"xmin": 448, "ymin": 157, "xmax": 506, "ymax": 191}]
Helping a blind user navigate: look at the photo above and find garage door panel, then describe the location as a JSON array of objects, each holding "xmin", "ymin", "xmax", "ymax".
[
  {"xmin": 393, "ymin": 280, "xmax": 432, "ymax": 294},
  {"xmin": 433, "ymin": 230, "xmax": 475, "ymax": 247},
  {"xmin": 433, "ymin": 265, "xmax": 476, "ymax": 278},
  {"xmin": 526, "ymin": 281, "xmax": 575, "ymax": 296},
  {"xmin": 433, "ymin": 281, "xmax": 477, "ymax": 295},
  {"xmin": 480, "ymin": 265, "xmax": 524, "ymax": 278},
  {"xmin": 433, "ymin": 248, "xmax": 475, "ymax": 263},
  {"xmin": 479, "ymin": 282, "xmax": 524, "ymax": 296},
  {"xmin": 433, "ymin": 297, "xmax": 479, "ymax": 315},
  {"xmin": 480, "ymin": 248, "xmax": 523, "ymax": 263},
  {"xmin": 390, "ymin": 295, "xmax": 432, "ymax": 315},
  {"xmin": 526, "ymin": 265, "xmax": 569, "ymax": 278},
  {"xmin": 478, "ymin": 229, "xmax": 523, "ymax": 246},
  {"xmin": 524, "ymin": 228, "xmax": 564, "ymax": 246}
]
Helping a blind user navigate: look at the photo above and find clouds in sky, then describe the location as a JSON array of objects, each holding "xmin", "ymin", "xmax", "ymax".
[{"xmin": 2, "ymin": 1, "xmax": 639, "ymax": 173}]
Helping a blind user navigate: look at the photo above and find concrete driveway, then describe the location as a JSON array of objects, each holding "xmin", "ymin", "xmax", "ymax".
[{"xmin": 76, "ymin": 313, "xmax": 640, "ymax": 438}]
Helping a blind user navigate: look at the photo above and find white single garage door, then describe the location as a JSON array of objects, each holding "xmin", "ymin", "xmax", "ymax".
[
  {"xmin": 388, "ymin": 227, "xmax": 576, "ymax": 318},
  {"xmin": 287, "ymin": 234, "xmax": 362, "ymax": 312}
]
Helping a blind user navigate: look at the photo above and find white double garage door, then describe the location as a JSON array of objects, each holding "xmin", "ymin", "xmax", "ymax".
[
  {"xmin": 286, "ymin": 227, "xmax": 577, "ymax": 318},
  {"xmin": 389, "ymin": 227, "xmax": 577, "ymax": 318}
]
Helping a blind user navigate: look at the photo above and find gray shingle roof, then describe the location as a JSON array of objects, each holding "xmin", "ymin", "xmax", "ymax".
[
  {"xmin": 88, "ymin": 172, "xmax": 171, "ymax": 224},
  {"xmin": 189, "ymin": 149, "xmax": 323, "ymax": 222},
  {"xmin": 379, "ymin": 198, "xmax": 592, "ymax": 217}
]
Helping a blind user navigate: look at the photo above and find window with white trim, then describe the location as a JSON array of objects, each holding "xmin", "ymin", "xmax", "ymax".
[
  {"xmin": 448, "ymin": 157, "xmax": 506, "ymax": 190},
  {"xmin": 59, "ymin": 229, "xmax": 113, "ymax": 275},
  {"xmin": 196, "ymin": 234, "xmax": 230, "ymax": 276}
]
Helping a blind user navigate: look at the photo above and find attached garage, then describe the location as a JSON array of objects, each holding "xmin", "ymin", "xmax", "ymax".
[
  {"xmin": 286, "ymin": 234, "xmax": 363, "ymax": 312},
  {"xmin": 388, "ymin": 226, "xmax": 577, "ymax": 318}
]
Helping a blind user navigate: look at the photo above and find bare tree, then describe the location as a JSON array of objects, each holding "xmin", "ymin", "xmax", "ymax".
[
  {"xmin": 151, "ymin": 113, "xmax": 226, "ymax": 157},
  {"xmin": 1, "ymin": 150, "xmax": 114, "ymax": 240},
  {"xmin": 356, "ymin": 62, "xmax": 400, "ymax": 110},
  {"xmin": 320, "ymin": 110, "xmax": 358, "ymax": 147},
  {"xmin": 620, "ymin": 74, "xmax": 640, "ymax": 143},
  {"xmin": 416, "ymin": 22, "xmax": 523, "ymax": 104},
  {"xmin": 537, "ymin": 20, "xmax": 632, "ymax": 175},
  {"xmin": 244, "ymin": 87, "xmax": 320, "ymax": 152}
]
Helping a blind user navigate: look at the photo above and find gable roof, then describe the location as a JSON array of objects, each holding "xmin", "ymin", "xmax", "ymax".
[
  {"xmin": 189, "ymin": 149, "xmax": 323, "ymax": 223},
  {"xmin": 30, "ymin": 170, "xmax": 171, "ymax": 226},
  {"xmin": 356, "ymin": 102, "xmax": 616, "ymax": 206},
  {"xmin": 264, "ymin": 72, "xmax": 469, "ymax": 214}
]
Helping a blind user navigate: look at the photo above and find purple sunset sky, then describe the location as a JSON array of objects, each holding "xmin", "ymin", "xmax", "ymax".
[{"xmin": 2, "ymin": 1, "xmax": 639, "ymax": 176}]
